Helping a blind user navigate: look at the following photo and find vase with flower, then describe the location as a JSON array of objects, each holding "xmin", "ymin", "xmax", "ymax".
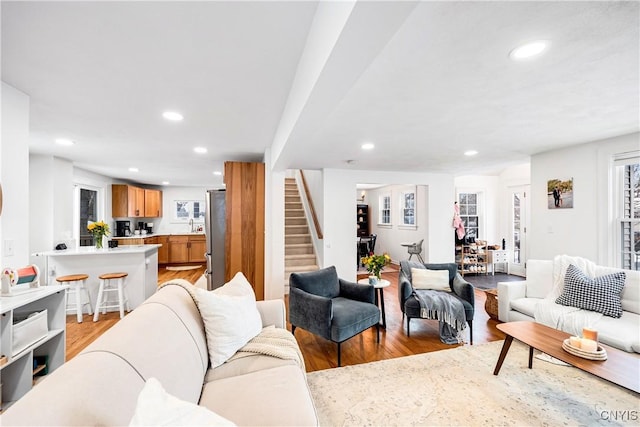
[
  {"xmin": 87, "ymin": 220, "xmax": 110, "ymax": 249},
  {"xmin": 361, "ymin": 253, "xmax": 391, "ymax": 284}
]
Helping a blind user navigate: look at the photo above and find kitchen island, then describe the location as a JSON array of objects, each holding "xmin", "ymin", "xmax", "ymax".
[{"xmin": 35, "ymin": 244, "xmax": 160, "ymax": 311}]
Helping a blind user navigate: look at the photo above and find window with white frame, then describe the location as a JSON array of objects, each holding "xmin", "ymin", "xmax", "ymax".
[
  {"xmin": 458, "ymin": 192, "xmax": 479, "ymax": 240},
  {"xmin": 400, "ymin": 190, "xmax": 416, "ymax": 227},
  {"xmin": 379, "ymin": 194, "xmax": 391, "ymax": 225},
  {"xmin": 614, "ymin": 153, "xmax": 640, "ymax": 270}
]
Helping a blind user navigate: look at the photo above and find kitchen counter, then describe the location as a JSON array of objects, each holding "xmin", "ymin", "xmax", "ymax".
[
  {"xmin": 35, "ymin": 244, "xmax": 160, "ymax": 310},
  {"xmin": 37, "ymin": 244, "xmax": 162, "ymax": 255},
  {"xmin": 112, "ymin": 233, "xmax": 205, "ymax": 239}
]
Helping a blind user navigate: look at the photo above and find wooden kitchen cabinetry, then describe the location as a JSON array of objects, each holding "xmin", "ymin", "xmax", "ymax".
[
  {"xmin": 188, "ymin": 235, "xmax": 206, "ymax": 263},
  {"xmin": 112, "ymin": 185, "xmax": 163, "ymax": 218},
  {"xmin": 144, "ymin": 189, "xmax": 163, "ymax": 218},
  {"xmin": 224, "ymin": 161, "xmax": 265, "ymax": 300},
  {"xmin": 155, "ymin": 235, "xmax": 169, "ymax": 264},
  {"xmin": 168, "ymin": 235, "xmax": 189, "ymax": 264},
  {"xmin": 112, "ymin": 185, "xmax": 145, "ymax": 218}
]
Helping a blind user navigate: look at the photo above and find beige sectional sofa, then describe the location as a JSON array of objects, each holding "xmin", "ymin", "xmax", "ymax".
[
  {"xmin": 498, "ymin": 255, "xmax": 640, "ymax": 353},
  {"xmin": 1, "ymin": 282, "xmax": 318, "ymax": 426}
]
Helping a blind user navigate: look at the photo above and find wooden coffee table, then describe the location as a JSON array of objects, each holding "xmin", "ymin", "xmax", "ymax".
[{"xmin": 494, "ymin": 321, "xmax": 640, "ymax": 393}]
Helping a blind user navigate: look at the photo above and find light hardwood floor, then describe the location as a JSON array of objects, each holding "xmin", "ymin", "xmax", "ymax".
[{"xmin": 66, "ymin": 264, "xmax": 507, "ymax": 371}]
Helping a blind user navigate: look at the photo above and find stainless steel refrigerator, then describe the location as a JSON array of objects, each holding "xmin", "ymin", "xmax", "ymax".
[{"xmin": 205, "ymin": 189, "xmax": 226, "ymax": 290}]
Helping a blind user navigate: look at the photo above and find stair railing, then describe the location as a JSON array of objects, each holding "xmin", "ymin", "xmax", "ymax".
[{"xmin": 299, "ymin": 170, "xmax": 323, "ymax": 240}]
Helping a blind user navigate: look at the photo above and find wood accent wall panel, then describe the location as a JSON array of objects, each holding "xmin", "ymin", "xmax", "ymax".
[{"xmin": 224, "ymin": 161, "xmax": 265, "ymax": 300}]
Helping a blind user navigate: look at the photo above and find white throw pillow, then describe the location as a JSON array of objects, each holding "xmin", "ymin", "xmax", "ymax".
[
  {"xmin": 130, "ymin": 377, "xmax": 235, "ymax": 426},
  {"xmin": 194, "ymin": 272, "xmax": 262, "ymax": 368},
  {"xmin": 411, "ymin": 268, "xmax": 450, "ymax": 292}
]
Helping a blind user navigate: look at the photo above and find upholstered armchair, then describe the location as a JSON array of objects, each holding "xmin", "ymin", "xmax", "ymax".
[
  {"xmin": 398, "ymin": 261, "xmax": 475, "ymax": 344},
  {"xmin": 289, "ymin": 266, "xmax": 380, "ymax": 366}
]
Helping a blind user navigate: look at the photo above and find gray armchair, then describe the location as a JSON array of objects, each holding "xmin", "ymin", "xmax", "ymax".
[
  {"xmin": 290, "ymin": 266, "xmax": 380, "ymax": 366},
  {"xmin": 398, "ymin": 261, "xmax": 475, "ymax": 344}
]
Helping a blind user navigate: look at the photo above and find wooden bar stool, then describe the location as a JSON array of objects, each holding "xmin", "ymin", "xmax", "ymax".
[
  {"xmin": 93, "ymin": 272, "xmax": 130, "ymax": 321},
  {"xmin": 56, "ymin": 274, "xmax": 93, "ymax": 323}
]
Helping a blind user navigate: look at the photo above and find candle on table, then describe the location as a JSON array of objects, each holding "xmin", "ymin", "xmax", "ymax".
[
  {"xmin": 580, "ymin": 338, "xmax": 598, "ymax": 352},
  {"xmin": 583, "ymin": 327, "xmax": 598, "ymax": 342},
  {"xmin": 569, "ymin": 336, "xmax": 582, "ymax": 348}
]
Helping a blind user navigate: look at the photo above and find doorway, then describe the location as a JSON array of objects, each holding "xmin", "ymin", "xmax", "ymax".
[{"xmin": 509, "ymin": 185, "xmax": 529, "ymax": 277}]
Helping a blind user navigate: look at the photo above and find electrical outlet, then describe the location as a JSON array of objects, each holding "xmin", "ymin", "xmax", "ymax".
[
  {"xmin": 49, "ymin": 266, "xmax": 56, "ymax": 276},
  {"xmin": 3, "ymin": 239, "xmax": 15, "ymax": 256}
]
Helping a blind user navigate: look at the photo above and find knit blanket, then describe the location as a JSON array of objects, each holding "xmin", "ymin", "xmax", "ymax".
[
  {"xmin": 228, "ymin": 325, "xmax": 306, "ymax": 371},
  {"xmin": 413, "ymin": 290, "xmax": 466, "ymax": 344}
]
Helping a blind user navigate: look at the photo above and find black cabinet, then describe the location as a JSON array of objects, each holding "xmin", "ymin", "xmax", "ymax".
[{"xmin": 357, "ymin": 204, "xmax": 369, "ymax": 237}]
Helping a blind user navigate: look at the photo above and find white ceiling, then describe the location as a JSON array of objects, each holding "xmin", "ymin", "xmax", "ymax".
[{"xmin": 2, "ymin": 1, "xmax": 639, "ymax": 187}]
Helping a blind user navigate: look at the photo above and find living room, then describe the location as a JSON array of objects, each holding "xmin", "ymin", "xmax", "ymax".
[{"xmin": 1, "ymin": 1, "xmax": 639, "ymax": 425}]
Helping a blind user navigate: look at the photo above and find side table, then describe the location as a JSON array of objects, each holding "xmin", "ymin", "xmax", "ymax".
[
  {"xmin": 484, "ymin": 288, "xmax": 499, "ymax": 320},
  {"xmin": 357, "ymin": 278, "xmax": 390, "ymax": 328}
]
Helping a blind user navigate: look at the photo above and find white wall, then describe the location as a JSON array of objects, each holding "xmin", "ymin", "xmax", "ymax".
[
  {"xmin": 365, "ymin": 184, "xmax": 429, "ymax": 264},
  {"xmin": 322, "ymin": 169, "xmax": 454, "ymax": 282},
  {"xmin": 529, "ymin": 132, "xmax": 639, "ymax": 265},
  {"xmin": 1, "ymin": 82, "xmax": 30, "ymax": 268},
  {"xmin": 153, "ymin": 186, "xmax": 213, "ymax": 234},
  {"xmin": 265, "ymin": 152, "xmax": 285, "ymax": 300}
]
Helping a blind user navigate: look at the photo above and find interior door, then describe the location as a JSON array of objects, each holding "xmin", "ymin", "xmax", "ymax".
[{"xmin": 509, "ymin": 185, "xmax": 529, "ymax": 277}]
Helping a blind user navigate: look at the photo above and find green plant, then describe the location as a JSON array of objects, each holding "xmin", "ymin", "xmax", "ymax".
[{"xmin": 361, "ymin": 253, "xmax": 391, "ymax": 278}]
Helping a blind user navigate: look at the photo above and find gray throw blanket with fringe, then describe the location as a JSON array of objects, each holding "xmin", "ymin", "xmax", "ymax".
[{"xmin": 413, "ymin": 290, "xmax": 466, "ymax": 344}]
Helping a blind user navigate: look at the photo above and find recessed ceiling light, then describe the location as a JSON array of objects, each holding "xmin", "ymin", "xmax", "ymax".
[
  {"xmin": 464, "ymin": 150, "xmax": 478, "ymax": 156},
  {"xmin": 55, "ymin": 138, "xmax": 74, "ymax": 146},
  {"xmin": 128, "ymin": 167, "xmax": 139, "ymax": 172},
  {"xmin": 162, "ymin": 111, "xmax": 183, "ymax": 121},
  {"xmin": 509, "ymin": 40, "xmax": 548, "ymax": 60},
  {"xmin": 361, "ymin": 143, "xmax": 375, "ymax": 150},
  {"xmin": 213, "ymin": 171, "xmax": 222, "ymax": 176},
  {"xmin": 162, "ymin": 181, "xmax": 170, "ymax": 185},
  {"xmin": 194, "ymin": 147, "xmax": 208, "ymax": 154}
]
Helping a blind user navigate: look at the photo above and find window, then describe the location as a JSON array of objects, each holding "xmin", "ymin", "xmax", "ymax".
[
  {"xmin": 458, "ymin": 193, "xmax": 479, "ymax": 239},
  {"xmin": 173, "ymin": 200, "xmax": 206, "ymax": 223},
  {"xmin": 379, "ymin": 195, "xmax": 391, "ymax": 225},
  {"xmin": 74, "ymin": 184, "xmax": 104, "ymax": 247},
  {"xmin": 400, "ymin": 190, "xmax": 416, "ymax": 227},
  {"xmin": 615, "ymin": 156, "xmax": 640, "ymax": 270}
]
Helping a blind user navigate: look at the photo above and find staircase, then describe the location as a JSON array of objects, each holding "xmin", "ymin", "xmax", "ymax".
[{"xmin": 284, "ymin": 178, "xmax": 318, "ymax": 291}]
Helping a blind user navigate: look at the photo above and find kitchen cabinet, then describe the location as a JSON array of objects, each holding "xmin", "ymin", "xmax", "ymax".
[
  {"xmin": 112, "ymin": 185, "xmax": 163, "ymax": 218},
  {"xmin": 188, "ymin": 235, "xmax": 206, "ymax": 263},
  {"xmin": 0, "ymin": 286, "xmax": 67, "ymax": 411},
  {"xmin": 155, "ymin": 236, "xmax": 169, "ymax": 264},
  {"xmin": 168, "ymin": 236, "xmax": 189, "ymax": 264},
  {"xmin": 144, "ymin": 189, "xmax": 163, "ymax": 218},
  {"xmin": 112, "ymin": 185, "xmax": 145, "ymax": 218}
]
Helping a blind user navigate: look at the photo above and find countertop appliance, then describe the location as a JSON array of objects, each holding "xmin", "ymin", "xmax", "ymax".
[
  {"xmin": 145, "ymin": 222, "xmax": 154, "ymax": 234},
  {"xmin": 115, "ymin": 220, "xmax": 131, "ymax": 237},
  {"xmin": 205, "ymin": 189, "xmax": 226, "ymax": 291}
]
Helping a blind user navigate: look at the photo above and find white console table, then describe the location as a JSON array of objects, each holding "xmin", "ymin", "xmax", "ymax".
[
  {"xmin": 0, "ymin": 285, "xmax": 68, "ymax": 411},
  {"xmin": 489, "ymin": 250, "xmax": 509, "ymax": 275}
]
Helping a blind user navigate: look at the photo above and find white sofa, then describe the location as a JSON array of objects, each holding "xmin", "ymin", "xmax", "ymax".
[
  {"xmin": 1, "ymin": 282, "xmax": 318, "ymax": 426},
  {"xmin": 498, "ymin": 256, "xmax": 640, "ymax": 353}
]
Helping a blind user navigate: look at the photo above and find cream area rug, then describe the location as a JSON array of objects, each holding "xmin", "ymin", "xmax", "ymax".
[
  {"xmin": 165, "ymin": 265, "xmax": 202, "ymax": 271},
  {"xmin": 306, "ymin": 340, "xmax": 639, "ymax": 426}
]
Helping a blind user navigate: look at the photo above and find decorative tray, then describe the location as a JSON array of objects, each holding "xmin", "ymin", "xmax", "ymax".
[{"xmin": 562, "ymin": 339, "xmax": 607, "ymax": 361}]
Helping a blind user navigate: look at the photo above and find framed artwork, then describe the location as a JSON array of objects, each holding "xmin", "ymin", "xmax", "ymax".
[
  {"xmin": 400, "ymin": 189, "xmax": 416, "ymax": 227},
  {"xmin": 547, "ymin": 178, "xmax": 574, "ymax": 209},
  {"xmin": 172, "ymin": 200, "xmax": 206, "ymax": 222}
]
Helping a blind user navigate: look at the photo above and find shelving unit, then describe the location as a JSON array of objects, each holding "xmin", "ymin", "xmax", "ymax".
[
  {"xmin": 357, "ymin": 204, "xmax": 369, "ymax": 237},
  {"xmin": 455, "ymin": 242, "xmax": 489, "ymax": 276},
  {"xmin": 0, "ymin": 285, "xmax": 67, "ymax": 412}
]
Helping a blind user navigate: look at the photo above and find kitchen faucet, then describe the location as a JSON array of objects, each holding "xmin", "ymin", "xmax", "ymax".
[{"xmin": 189, "ymin": 218, "xmax": 195, "ymax": 233}]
